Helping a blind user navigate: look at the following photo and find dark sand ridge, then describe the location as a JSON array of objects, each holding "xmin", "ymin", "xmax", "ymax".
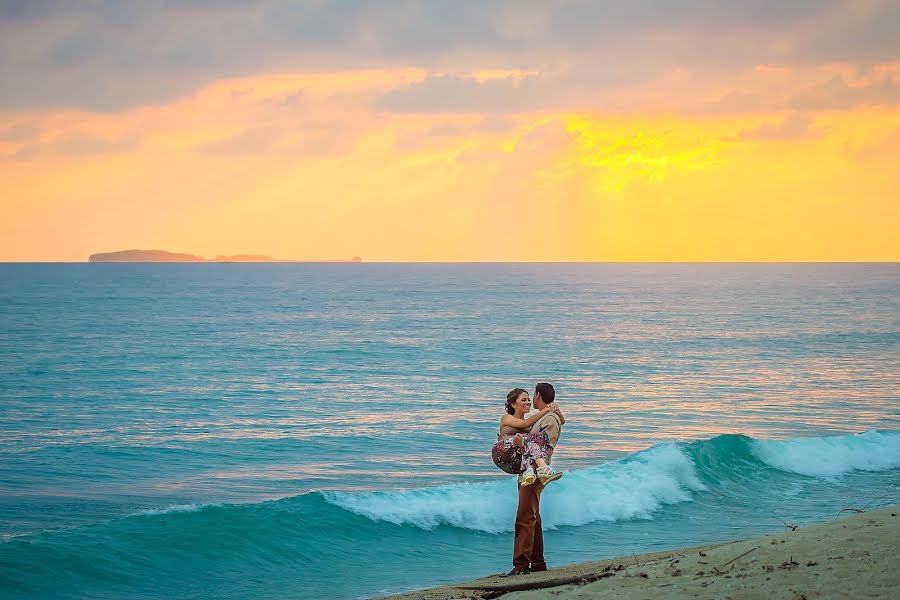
[
  {"xmin": 88, "ymin": 249, "xmax": 362, "ymax": 262},
  {"xmin": 376, "ymin": 505, "xmax": 899, "ymax": 600}
]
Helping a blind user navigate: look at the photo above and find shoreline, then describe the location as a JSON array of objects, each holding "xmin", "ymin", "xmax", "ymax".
[{"xmin": 376, "ymin": 505, "xmax": 899, "ymax": 600}]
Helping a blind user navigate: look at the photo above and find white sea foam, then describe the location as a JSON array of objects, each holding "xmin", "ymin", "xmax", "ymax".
[
  {"xmin": 751, "ymin": 430, "xmax": 900, "ymax": 478},
  {"xmin": 130, "ymin": 503, "xmax": 210, "ymax": 517},
  {"xmin": 324, "ymin": 443, "xmax": 705, "ymax": 533}
]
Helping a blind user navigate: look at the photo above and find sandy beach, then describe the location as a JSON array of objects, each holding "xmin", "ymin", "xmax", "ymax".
[{"xmin": 378, "ymin": 505, "xmax": 899, "ymax": 600}]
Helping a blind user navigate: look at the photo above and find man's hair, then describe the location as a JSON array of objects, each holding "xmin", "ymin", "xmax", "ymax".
[
  {"xmin": 534, "ymin": 382, "xmax": 555, "ymax": 404},
  {"xmin": 505, "ymin": 388, "xmax": 527, "ymax": 415}
]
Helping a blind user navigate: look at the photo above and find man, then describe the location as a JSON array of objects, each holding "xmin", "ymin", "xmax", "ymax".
[{"xmin": 503, "ymin": 382, "xmax": 564, "ymax": 576}]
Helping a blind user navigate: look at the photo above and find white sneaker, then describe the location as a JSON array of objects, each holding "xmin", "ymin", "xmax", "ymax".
[
  {"xmin": 537, "ymin": 465, "xmax": 563, "ymax": 485},
  {"xmin": 520, "ymin": 467, "xmax": 536, "ymax": 486}
]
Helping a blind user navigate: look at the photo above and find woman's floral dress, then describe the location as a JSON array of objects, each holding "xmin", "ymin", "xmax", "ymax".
[{"xmin": 492, "ymin": 430, "xmax": 550, "ymax": 474}]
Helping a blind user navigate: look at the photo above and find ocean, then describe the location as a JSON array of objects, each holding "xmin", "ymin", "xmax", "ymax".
[{"xmin": 0, "ymin": 263, "xmax": 898, "ymax": 599}]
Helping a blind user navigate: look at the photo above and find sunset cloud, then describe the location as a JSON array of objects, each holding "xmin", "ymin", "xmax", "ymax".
[
  {"xmin": 738, "ymin": 113, "xmax": 818, "ymax": 141},
  {"xmin": 1, "ymin": 1, "xmax": 898, "ymax": 261}
]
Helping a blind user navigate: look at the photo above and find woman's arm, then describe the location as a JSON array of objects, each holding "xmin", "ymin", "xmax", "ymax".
[{"xmin": 501, "ymin": 407, "xmax": 550, "ymax": 430}]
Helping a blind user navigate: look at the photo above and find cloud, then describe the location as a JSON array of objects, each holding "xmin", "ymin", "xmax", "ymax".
[
  {"xmin": 510, "ymin": 119, "xmax": 573, "ymax": 158},
  {"xmin": 0, "ymin": 121, "xmax": 41, "ymax": 141},
  {"xmin": 197, "ymin": 124, "xmax": 350, "ymax": 157},
  {"xmin": 374, "ymin": 73, "xmax": 559, "ymax": 113},
  {"xmin": 2, "ymin": 0, "xmax": 899, "ymax": 111},
  {"xmin": 788, "ymin": 1, "xmax": 900, "ymax": 64},
  {"xmin": 688, "ymin": 89, "xmax": 765, "ymax": 115},
  {"xmin": 738, "ymin": 113, "xmax": 818, "ymax": 141},
  {"xmin": 198, "ymin": 125, "xmax": 282, "ymax": 156},
  {"xmin": 474, "ymin": 115, "xmax": 519, "ymax": 133},
  {"xmin": 11, "ymin": 131, "xmax": 139, "ymax": 160},
  {"xmin": 787, "ymin": 73, "xmax": 900, "ymax": 110},
  {"xmin": 391, "ymin": 117, "xmax": 523, "ymax": 153}
]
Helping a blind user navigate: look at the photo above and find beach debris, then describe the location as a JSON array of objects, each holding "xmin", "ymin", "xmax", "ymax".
[
  {"xmin": 792, "ymin": 593, "xmax": 807, "ymax": 600},
  {"xmin": 637, "ymin": 572, "xmax": 648, "ymax": 578},
  {"xmin": 698, "ymin": 550, "xmax": 707, "ymax": 557},
  {"xmin": 839, "ymin": 508, "xmax": 865, "ymax": 514},
  {"xmin": 780, "ymin": 557, "xmax": 800, "ymax": 569},
  {"xmin": 806, "ymin": 561, "xmax": 818, "ymax": 566},
  {"xmin": 457, "ymin": 571, "xmax": 615, "ymax": 594},
  {"xmin": 720, "ymin": 546, "xmax": 758, "ymax": 567},
  {"xmin": 775, "ymin": 515, "xmax": 800, "ymax": 531},
  {"xmin": 668, "ymin": 568, "xmax": 682, "ymax": 577},
  {"xmin": 891, "ymin": 513, "xmax": 896, "ymax": 517}
]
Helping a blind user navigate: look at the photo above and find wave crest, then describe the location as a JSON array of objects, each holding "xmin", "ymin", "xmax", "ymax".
[
  {"xmin": 750, "ymin": 430, "xmax": 900, "ymax": 477},
  {"xmin": 130, "ymin": 503, "xmax": 212, "ymax": 517},
  {"xmin": 324, "ymin": 443, "xmax": 705, "ymax": 533}
]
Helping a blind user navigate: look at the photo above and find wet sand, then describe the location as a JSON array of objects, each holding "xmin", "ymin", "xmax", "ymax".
[{"xmin": 377, "ymin": 505, "xmax": 899, "ymax": 600}]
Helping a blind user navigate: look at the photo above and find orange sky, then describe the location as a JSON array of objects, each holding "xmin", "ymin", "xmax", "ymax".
[{"xmin": 1, "ymin": 2, "xmax": 898, "ymax": 261}]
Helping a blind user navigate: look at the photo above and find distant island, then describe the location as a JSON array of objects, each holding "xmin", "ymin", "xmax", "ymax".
[{"xmin": 89, "ymin": 250, "xmax": 362, "ymax": 263}]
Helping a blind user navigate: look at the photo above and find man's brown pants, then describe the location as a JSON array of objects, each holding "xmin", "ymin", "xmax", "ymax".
[{"xmin": 513, "ymin": 480, "xmax": 546, "ymax": 571}]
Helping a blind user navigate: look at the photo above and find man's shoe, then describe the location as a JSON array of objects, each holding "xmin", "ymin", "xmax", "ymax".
[
  {"xmin": 530, "ymin": 565, "xmax": 548, "ymax": 572},
  {"xmin": 499, "ymin": 567, "xmax": 530, "ymax": 577}
]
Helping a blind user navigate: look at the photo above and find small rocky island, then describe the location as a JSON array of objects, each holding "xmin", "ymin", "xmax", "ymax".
[{"xmin": 89, "ymin": 250, "xmax": 361, "ymax": 262}]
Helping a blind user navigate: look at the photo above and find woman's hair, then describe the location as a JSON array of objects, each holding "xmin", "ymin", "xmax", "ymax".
[{"xmin": 505, "ymin": 388, "xmax": 528, "ymax": 415}]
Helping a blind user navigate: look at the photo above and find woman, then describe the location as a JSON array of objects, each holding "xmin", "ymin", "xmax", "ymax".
[{"xmin": 492, "ymin": 388, "xmax": 563, "ymax": 486}]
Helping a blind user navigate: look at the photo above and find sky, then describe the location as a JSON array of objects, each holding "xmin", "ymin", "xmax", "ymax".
[{"xmin": 1, "ymin": 0, "xmax": 899, "ymax": 262}]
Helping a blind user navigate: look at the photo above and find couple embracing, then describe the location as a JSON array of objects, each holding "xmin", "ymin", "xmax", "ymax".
[{"xmin": 491, "ymin": 382, "xmax": 565, "ymax": 577}]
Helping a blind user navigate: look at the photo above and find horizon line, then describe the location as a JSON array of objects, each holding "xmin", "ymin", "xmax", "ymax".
[{"xmin": 2, "ymin": 260, "xmax": 898, "ymax": 265}]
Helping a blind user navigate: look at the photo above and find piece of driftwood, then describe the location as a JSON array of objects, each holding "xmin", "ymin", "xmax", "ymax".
[
  {"xmin": 456, "ymin": 571, "xmax": 615, "ymax": 593},
  {"xmin": 721, "ymin": 546, "xmax": 758, "ymax": 567},
  {"xmin": 838, "ymin": 508, "xmax": 865, "ymax": 514}
]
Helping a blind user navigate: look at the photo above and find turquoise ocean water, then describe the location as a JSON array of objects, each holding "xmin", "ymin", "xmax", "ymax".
[{"xmin": 1, "ymin": 263, "xmax": 898, "ymax": 599}]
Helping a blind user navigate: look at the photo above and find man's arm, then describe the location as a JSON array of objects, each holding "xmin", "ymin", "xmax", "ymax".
[
  {"xmin": 530, "ymin": 410, "xmax": 562, "ymax": 464},
  {"xmin": 533, "ymin": 412, "xmax": 562, "ymax": 447}
]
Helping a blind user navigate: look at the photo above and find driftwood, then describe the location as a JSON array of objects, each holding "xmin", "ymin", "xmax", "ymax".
[
  {"xmin": 720, "ymin": 546, "xmax": 758, "ymax": 567},
  {"xmin": 456, "ymin": 571, "xmax": 615, "ymax": 593},
  {"xmin": 838, "ymin": 508, "xmax": 866, "ymax": 515}
]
